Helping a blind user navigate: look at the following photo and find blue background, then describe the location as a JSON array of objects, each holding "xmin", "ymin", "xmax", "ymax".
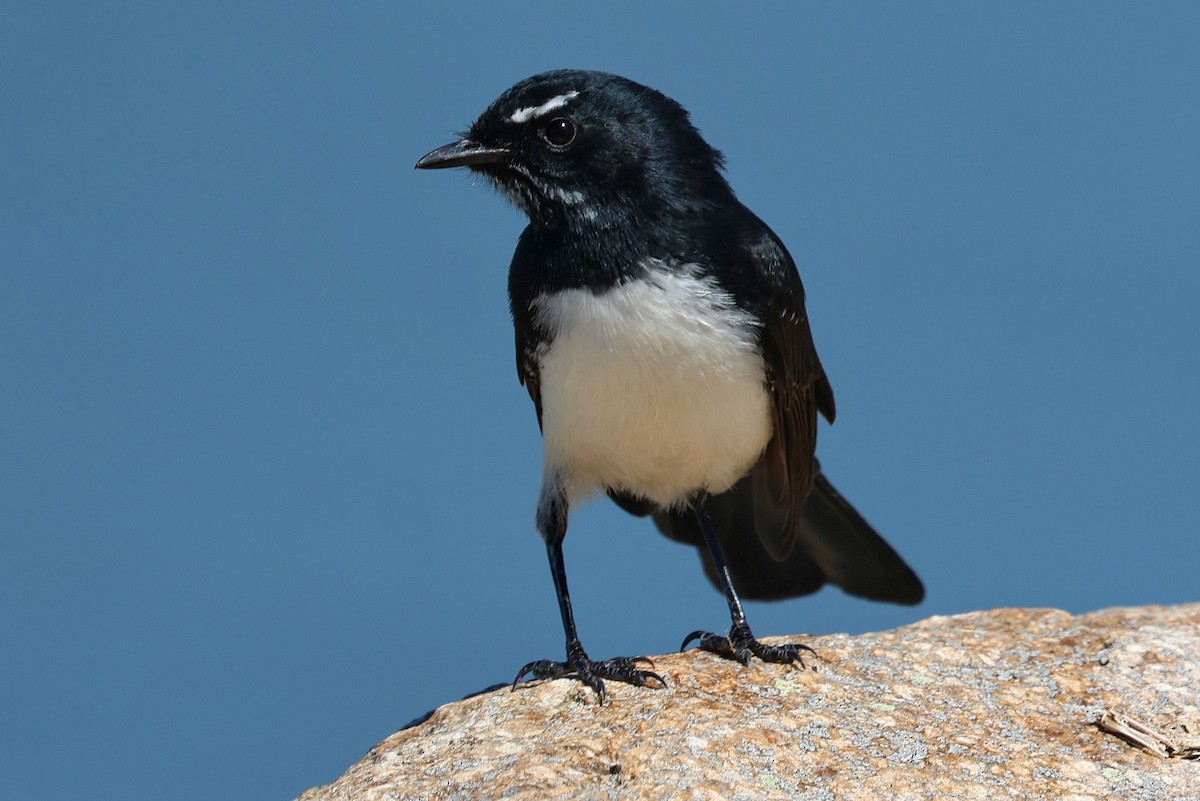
[{"xmin": 3, "ymin": 3, "xmax": 1197, "ymax": 799}]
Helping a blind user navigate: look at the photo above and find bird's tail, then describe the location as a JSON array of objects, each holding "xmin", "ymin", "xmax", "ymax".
[{"xmin": 644, "ymin": 470, "xmax": 924, "ymax": 604}]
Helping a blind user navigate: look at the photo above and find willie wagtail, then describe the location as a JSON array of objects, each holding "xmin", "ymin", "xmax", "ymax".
[{"xmin": 417, "ymin": 70, "xmax": 923, "ymax": 701}]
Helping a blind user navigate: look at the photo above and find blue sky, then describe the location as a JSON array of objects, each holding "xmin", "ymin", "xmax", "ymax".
[{"xmin": 2, "ymin": 3, "xmax": 1198, "ymax": 799}]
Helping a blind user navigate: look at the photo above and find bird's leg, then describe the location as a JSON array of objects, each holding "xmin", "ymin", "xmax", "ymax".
[
  {"xmin": 681, "ymin": 503, "xmax": 815, "ymax": 667},
  {"xmin": 513, "ymin": 479, "xmax": 665, "ymax": 702}
]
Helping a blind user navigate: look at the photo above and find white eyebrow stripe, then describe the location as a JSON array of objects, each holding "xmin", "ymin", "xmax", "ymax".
[{"xmin": 506, "ymin": 91, "xmax": 579, "ymax": 124}]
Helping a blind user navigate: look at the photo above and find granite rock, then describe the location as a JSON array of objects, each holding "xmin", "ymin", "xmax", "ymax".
[{"xmin": 298, "ymin": 604, "xmax": 1200, "ymax": 800}]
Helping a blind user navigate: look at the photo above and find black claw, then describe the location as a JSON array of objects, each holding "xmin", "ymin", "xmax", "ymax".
[
  {"xmin": 748, "ymin": 638, "xmax": 815, "ymax": 667},
  {"xmin": 681, "ymin": 622, "xmax": 814, "ymax": 668},
  {"xmin": 513, "ymin": 659, "xmax": 564, "ymax": 688},
  {"xmin": 582, "ymin": 671, "xmax": 607, "ymax": 703},
  {"xmin": 512, "ymin": 642, "xmax": 667, "ymax": 701}
]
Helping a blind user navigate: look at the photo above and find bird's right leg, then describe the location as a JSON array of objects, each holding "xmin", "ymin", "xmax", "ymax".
[
  {"xmin": 512, "ymin": 475, "xmax": 665, "ymax": 703},
  {"xmin": 681, "ymin": 502, "xmax": 815, "ymax": 667}
]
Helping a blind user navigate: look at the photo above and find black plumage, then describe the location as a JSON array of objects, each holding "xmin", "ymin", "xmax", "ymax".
[{"xmin": 417, "ymin": 69, "xmax": 922, "ymax": 701}]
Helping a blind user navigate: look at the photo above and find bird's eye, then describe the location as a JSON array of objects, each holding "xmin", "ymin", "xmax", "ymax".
[{"xmin": 542, "ymin": 117, "xmax": 576, "ymax": 147}]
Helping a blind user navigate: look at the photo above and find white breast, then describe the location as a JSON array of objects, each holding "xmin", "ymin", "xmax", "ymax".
[{"xmin": 533, "ymin": 261, "xmax": 773, "ymax": 508}]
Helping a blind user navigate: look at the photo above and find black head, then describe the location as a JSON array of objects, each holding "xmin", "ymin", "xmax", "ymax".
[{"xmin": 416, "ymin": 70, "xmax": 735, "ymax": 232}]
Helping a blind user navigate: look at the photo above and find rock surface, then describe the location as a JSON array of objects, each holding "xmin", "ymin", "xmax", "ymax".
[{"xmin": 298, "ymin": 604, "xmax": 1200, "ymax": 800}]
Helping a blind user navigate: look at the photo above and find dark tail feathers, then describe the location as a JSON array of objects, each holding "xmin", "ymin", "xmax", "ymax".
[{"xmin": 620, "ymin": 472, "xmax": 924, "ymax": 604}]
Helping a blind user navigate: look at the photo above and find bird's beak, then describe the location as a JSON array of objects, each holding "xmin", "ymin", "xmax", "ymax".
[{"xmin": 415, "ymin": 138, "xmax": 510, "ymax": 170}]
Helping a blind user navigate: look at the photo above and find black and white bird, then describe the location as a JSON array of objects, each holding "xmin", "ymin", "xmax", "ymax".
[{"xmin": 417, "ymin": 69, "xmax": 923, "ymax": 701}]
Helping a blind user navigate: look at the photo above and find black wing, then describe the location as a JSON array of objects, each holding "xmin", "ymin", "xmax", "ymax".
[
  {"xmin": 508, "ymin": 226, "xmax": 547, "ymax": 430},
  {"xmin": 742, "ymin": 219, "xmax": 836, "ymax": 562},
  {"xmin": 514, "ymin": 317, "xmax": 543, "ymax": 430},
  {"xmin": 648, "ymin": 210, "xmax": 923, "ymax": 604}
]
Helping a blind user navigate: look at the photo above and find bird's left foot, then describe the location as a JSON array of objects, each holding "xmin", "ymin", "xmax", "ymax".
[{"xmin": 681, "ymin": 621, "xmax": 814, "ymax": 667}]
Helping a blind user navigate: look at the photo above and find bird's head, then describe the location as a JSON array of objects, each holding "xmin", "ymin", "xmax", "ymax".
[{"xmin": 416, "ymin": 70, "xmax": 734, "ymax": 232}]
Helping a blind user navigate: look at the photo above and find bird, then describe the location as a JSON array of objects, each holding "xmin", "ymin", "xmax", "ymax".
[{"xmin": 416, "ymin": 69, "xmax": 923, "ymax": 701}]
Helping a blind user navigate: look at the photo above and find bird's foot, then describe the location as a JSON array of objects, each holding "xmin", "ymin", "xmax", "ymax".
[
  {"xmin": 681, "ymin": 621, "xmax": 814, "ymax": 667},
  {"xmin": 513, "ymin": 639, "xmax": 666, "ymax": 703}
]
